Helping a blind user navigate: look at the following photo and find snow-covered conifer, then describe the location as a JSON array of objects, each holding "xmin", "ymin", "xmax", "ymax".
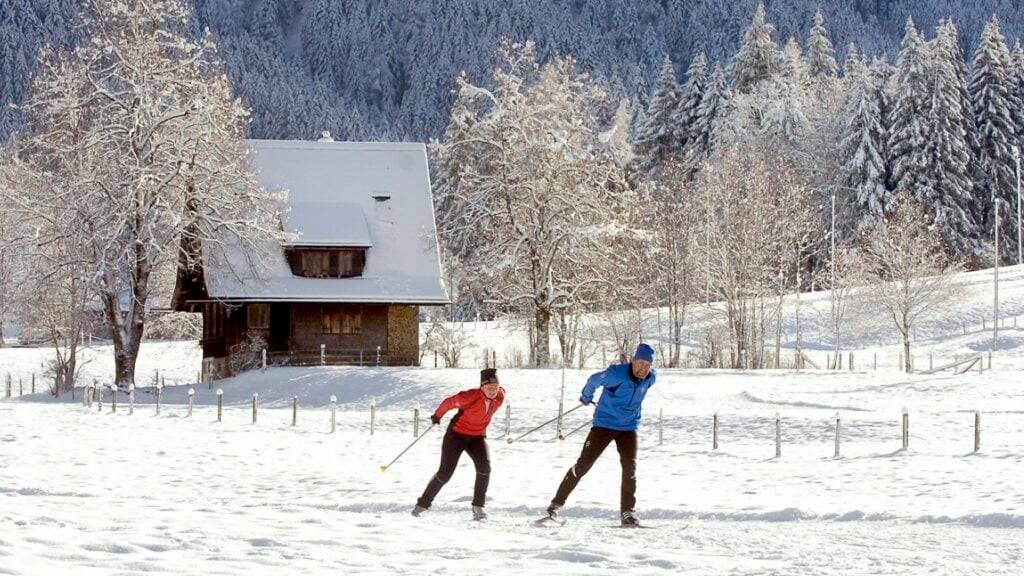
[
  {"xmin": 840, "ymin": 64, "xmax": 889, "ymax": 237},
  {"xmin": 782, "ymin": 37, "xmax": 807, "ymax": 85},
  {"xmin": 672, "ymin": 52, "xmax": 708, "ymax": 150},
  {"xmin": 634, "ymin": 55, "xmax": 681, "ymax": 163},
  {"xmin": 807, "ymin": 9, "xmax": 838, "ymax": 80},
  {"xmin": 684, "ymin": 64, "xmax": 730, "ymax": 167},
  {"xmin": 887, "ymin": 18, "xmax": 931, "ymax": 197},
  {"xmin": 923, "ymin": 21, "xmax": 979, "ymax": 261},
  {"xmin": 969, "ymin": 16, "xmax": 1019, "ymax": 260},
  {"xmin": 730, "ymin": 3, "xmax": 783, "ymax": 93}
]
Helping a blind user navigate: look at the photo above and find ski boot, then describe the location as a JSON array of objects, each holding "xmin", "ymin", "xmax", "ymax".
[
  {"xmin": 620, "ymin": 509, "xmax": 641, "ymax": 528},
  {"xmin": 472, "ymin": 505, "xmax": 488, "ymax": 521}
]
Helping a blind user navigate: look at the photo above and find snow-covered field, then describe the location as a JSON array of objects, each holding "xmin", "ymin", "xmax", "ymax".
[
  {"xmin": 2, "ymin": 365, "xmax": 1024, "ymax": 575},
  {"xmin": 4, "ymin": 266, "xmax": 1024, "ymax": 574}
]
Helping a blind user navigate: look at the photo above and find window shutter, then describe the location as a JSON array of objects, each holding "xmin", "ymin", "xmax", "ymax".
[{"xmin": 329, "ymin": 251, "xmax": 339, "ymax": 277}]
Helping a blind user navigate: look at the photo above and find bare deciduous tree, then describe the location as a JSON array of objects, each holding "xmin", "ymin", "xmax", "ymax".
[
  {"xmin": 432, "ymin": 40, "xmax": 631, "ymax": 366},
  {"xmin": 815, "ymin": 247, "xmax": 870, "ymax": 369},
  {"xmin": 2, "ymin": 0, "xmax": 283, "ymax": 388},
  {"xmin": 861, "ymin": 193, "xmax": 962, "ymax": 372},
  {"xmin": 422, "ymin": 319, "xmax": 469, "ymax": 368},
  {"xmin": 635, "ymin": 159, "xmax": 697, "ymax": 367},
  {"xmin": 690, "ymin": 148, "xmax": 819, "ymax": 369}
]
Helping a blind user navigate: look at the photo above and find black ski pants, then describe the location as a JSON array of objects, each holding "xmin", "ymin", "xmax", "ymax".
[
  {"xmin": 417, "ymin": 429, "xmax": 491, "ymax": 508},
  {"xmin": 552, "ymin": 426, "xmax": 638, "ymax": 512}
]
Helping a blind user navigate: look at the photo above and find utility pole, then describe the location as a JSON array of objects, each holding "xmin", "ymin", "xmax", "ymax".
[
  {"xmin": 994, "ymin": 192, "xmax": 1000, "ymax": 351},
  {"xmin": 1015, "ymin": 146, "xmax": 1021, "ymax": 266},
  {"xmin": 831, "ymin": 193, "xmax": 837, "ymax": 369}
]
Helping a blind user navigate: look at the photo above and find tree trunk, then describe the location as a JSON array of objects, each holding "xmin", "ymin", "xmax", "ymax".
[
  {"xmin": 534, "ymin": 306, "xmax": 551, "ymax": 366},
  {"xmin": 104, "ymin": 286, "xmax": 147, "ymax": 390},
  {"xmin": 902, "ymin": 330, "xmax": 912, "ymax": 373}
]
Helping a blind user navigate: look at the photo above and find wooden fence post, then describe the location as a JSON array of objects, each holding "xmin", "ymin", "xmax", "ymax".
[
  {"xmin": 712, "ymin": 412, "xmax": 719, "ymax": 450},
  {"xmin": 376, "ymin": 345, "xmax": 381, "ymax": 366},
  {"xmin": 370, "ymin": 400, "xmax": 376, "ymax": 435},
  {"xmin": 556, "ymin": 399, "xmax": 564, "ymax": 440},
  {"xmin": 974, "ymin": 411, "xmax": 981, "ymax": 454},
  {"xmin": 4, "ymin": 373, "xmax": 9, "ymax": 398},
  {"xmin": 187, "ymin": 388, "xmax": 194, "ymax": 418},
  {"xmin": 156, "ymin": 381, "xmax": 162, "ymax": 416},
  {"xmin": 826, "ymin": 353, "xmax": 831, "ymax": 370},
  {"xmin": 217, "ymin": 389, "xmax": 223, "ymax": 422},
  {"xmin": 901, "ymin": 408, "xmax": 909, "ymax": 450},
  {"xmin": 252, "ymin": 393, "xmax": 258, "ymax": 424},
  {"xmin": 504, "ymin": 403, "xmax": 511, "ymax": 438},
  {"xmin": 292, "ymin": 396, "xmax": 298, "ymax": 427},
  {"xmin": 413, "ymin": 404, "xmax": 420, "ymax": 437},
  {"xmin": 849, "ymin": 352, "xmax": 854, "ymax": 371},
  {"xmin": 31, "ymin": 374, "xmax": 35, "ymax": 394},
  {"xmin": 262, "ymin": 348, "xmax": 267, "ymax": 371},
  {"xmin": 320, "ymin": 344, "xmax": 326, "ymax": 366},
  {"xmin": 18, "ymin": 377, "xmax": 22, "ymax": 397},
  {"xmin": 330, "ymin": 395, "xmax": 337, "ymax": 434},
  {"xmin": 873, "ymin": 353, "xmax": 877, "ymax": 371},
  {"xmin": 95, "ymin": 380, "xmax": 102, "ymax": 411},
  {"xmin": 111, "ymin": 385, "xmax": 117, "ymax": 413},
  {"xmin": 834, "ymin": 412, "xmax": 841, "ymax": 458},
  {"xmin": 658, "ymin": 408, "xmax": 664, "ymax": 446},
  {"xmin": 929, "ymin": 352, "xmax": 933, "ymax": 371},
  {"xmin": 774, "ymin": 412, "xmax": 781, "ymax": 458},
  {"xmin": 128, "ymin": 385, "xmax": 135, "ymax": 415}
]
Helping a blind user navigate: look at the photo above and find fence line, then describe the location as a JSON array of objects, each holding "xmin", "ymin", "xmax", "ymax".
[{"xmin": 3, "ymin": 392, "xmax": 1011, "ymax": 461}]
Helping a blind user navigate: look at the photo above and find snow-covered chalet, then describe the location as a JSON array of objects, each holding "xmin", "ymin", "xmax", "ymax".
[{"xmin": 171, "ymin": 138, "xmax": 448, "ymax": 378}]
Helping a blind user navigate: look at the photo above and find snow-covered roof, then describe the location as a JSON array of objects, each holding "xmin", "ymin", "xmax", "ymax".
[
  {"xmin": 200, "ymin": 140, "xmax": 448, "ymax": 305},
  {"xmin": 283, "ymin": 201, "xmax": 373, "ymax": 247}
]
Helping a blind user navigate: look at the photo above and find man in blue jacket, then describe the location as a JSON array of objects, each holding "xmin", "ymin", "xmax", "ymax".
[{"xmin": 542, "ymin": 343, "xmax": 657, "ymax": 527}]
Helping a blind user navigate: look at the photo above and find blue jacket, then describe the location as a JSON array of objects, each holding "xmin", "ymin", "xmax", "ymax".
[{"xmin": 581, "ymin": 363, "xmax": 656, "ymax": 432}]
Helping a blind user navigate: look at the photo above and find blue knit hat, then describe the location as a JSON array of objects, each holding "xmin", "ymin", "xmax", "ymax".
[{"xmin": 633, "ymin": 343, "xmax": 655, "ymax": 363}]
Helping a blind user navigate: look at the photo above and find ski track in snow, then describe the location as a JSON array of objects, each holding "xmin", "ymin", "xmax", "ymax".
[{"xmin": 3, "ymin": 358, "xmax": 1024, "ymax": 575}]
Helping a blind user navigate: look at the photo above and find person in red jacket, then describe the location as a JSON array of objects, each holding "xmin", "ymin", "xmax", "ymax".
[{"xmin": 412, "ymin": 368, "xmax": 505, "ymax": 521}]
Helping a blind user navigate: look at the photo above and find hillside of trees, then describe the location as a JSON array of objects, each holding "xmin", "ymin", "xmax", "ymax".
[{"xmin": 2, "ymin": 1, "xmax": 1024, "ymax": 142}]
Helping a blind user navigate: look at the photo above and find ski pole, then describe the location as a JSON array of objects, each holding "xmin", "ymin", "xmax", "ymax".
[
  {"xmin": 507, "ymin": 402, "xmax": 591, "ymax": 445},
  {"xmin": 560, "ymin": 419, "xmax": 591, "ymax": 441},
  {"xmin": 379, "ymin": 423, "xmax": 436, "ymax": 472}
]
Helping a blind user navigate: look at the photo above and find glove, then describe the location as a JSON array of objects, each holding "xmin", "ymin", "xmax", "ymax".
[
  {"xmin": 580, "ymin": 397, "xmax": 592, "ymax": 406},
  {"xmin": 430, "ymin": 414, "xmax": 441, "ymax": 425}
]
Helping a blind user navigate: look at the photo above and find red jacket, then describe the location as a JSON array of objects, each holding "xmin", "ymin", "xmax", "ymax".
[{"xmin": 434, "ymin": 387, "xmax": 506, "ymax": 437}]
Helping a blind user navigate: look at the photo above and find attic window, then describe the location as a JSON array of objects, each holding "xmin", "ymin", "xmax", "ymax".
[
  {"xmin": 371, "ymin": 194, "xmax": 391, "ymax": 202},
  {"xmin": 287, "ymin": 248, "xmax": 366, "ymax": 278}
]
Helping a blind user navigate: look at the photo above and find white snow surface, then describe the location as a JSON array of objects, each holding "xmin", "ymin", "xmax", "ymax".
[
  {"xmin": 2, "ymin": 364, "xmax": 1024, "ymax": 575},
  {"xmin": 5, "ymin": 265, "xmax": 1024, "ymax": 574}
]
